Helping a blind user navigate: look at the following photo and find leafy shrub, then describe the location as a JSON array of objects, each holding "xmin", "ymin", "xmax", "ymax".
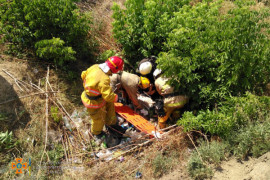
[
  {"xmin": 50, "ymin": 105, "xmax": 62, "ymax": 123},
  {"xmin": 157, "ymin": 0, "xmax": 270, "ymax": 109},
  {"xmin": 152, "ymin": 152, "xmax": 178, "ymax": 178},
  {"xmin": 188, "ymin": 118, "xmax": 270, "ymax": 178},
  {"xmin": 178, "ymin": 93, "xmax": 270, "ymax": 137},
  {"xmin": 35, "ymin": 38, "xmax": 76, "ymax": 66},
  {"xmin": 229, "ymin": 120, "xmax": 270, "ymax": 159},
  {"xmin": 96, "ymin": 49, "xmax": 118, "ymax": 63},
  {"xmin": 188, "ymin": 140, "xmax": 228, "ymax": 179},
  {"xmin": 47, "ymin": 144, "xmax": 64, "ymax": 166},
  {"xmin": 0, "ymin": 0, "xmax": 93, "ymax": 62},
  {"xmin": 112, "ymin": 0, "xmax": 270, "ymax": 109},
  {"xmin": 198, "ymin": 140, "xmax": 229, "ymax": 165},
  {"xmin": 188, "ymin": 153, "xmax": 213, "ymax": 180},
  {"xmin": 112, "ymin": 0, "xmax": 190, "ymax": 64}
]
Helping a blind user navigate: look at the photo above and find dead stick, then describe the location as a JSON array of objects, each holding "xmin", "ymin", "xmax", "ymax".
[
  {"xmin": 17, "ymin": 80, "xmax": 29, "ymax": 92},
  {"xmin": 86, "ymin": 126, "xmax": 179, "ymax": 156},
  {"xmin": 2, "ymin": 69, "xmax": 38, "ymax": 92},
  {"xmin": 107, "ymin": 139, "xmax": 154, "ymax": 162},
  {"xmin": 105, "ymin": 127, "xmax": 180, "ymax": 162},
  {"xmin": 55, "ymin": 99, "xmax": 84, "ymax": 143},
  {"xmin": 190, "ymin": 130, "xmax": 209, "ymax": 146},
  {"xmin": 39, "ymin": 66, "xmax": 50, "ymax": 166},
  {"xmin": 64, "ymin": 133, "xmax": 71, "ymax": 163},
  {"xmin": 2, "ymin": 69, "xmax": 24, "ymax": 91},
  {"xmin": 187, "ymin": 132, "xmax": 203, "ymax": 162},
  {"xmin": 62, "ymin": 137, "xmax": 69, "ymax": 163},
  {"xmin": 0, "ymin": 91, "xmax": 58, "ymax": 105},
  {"xmin": 46, "ymin": 78, "xmax": 57, "ymax": 97},
  {"xmin": 161, "ymin": 124, "xmax": 178, "ymax": 131},
  {"xmin": 66, "ymin": 133, "xmax": 74, "ymax": 164},
  {"xmin": 37, "ymin": 67, "xmax": 50, "ymax": 179},
  {"xmin": 46, "ymin": 80, "xmax": 87, "ymax": 148},
  {"xmin": 45, "ymin": 79, "xmax": 85, "ymax": 146},
  {"xmin": 2, "ymin": 69, "xmax": 46, "ymax": 92}
]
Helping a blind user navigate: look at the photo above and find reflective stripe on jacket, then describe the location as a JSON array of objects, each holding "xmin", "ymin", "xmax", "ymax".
[{"xmin": 81, "ymin": 64, "xmax": 118, "ymax": 109}]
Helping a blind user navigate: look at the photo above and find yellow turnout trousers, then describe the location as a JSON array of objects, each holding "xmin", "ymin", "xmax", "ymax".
[
  {"xmin": 87, "ymin": 101, "xmax": 117, "ymax": 135},
  {"xmin": 158, "ymin": 107, "xmax": 175, "ymax": 129}
]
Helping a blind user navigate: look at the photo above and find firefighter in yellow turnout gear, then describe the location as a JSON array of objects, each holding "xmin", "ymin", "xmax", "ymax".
[
  {"xmin": 81, "ymin": 56, "xmax": 124, "ymax": 136},
  {"xmin": 110, "ymin": 72, "xmax": 155, "ymax": 111},
  {"xmin": 153, "ymin": 69, "xmax": 189, "ymax": 129}
]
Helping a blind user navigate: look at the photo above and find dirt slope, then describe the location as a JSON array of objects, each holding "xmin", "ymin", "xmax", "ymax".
[{"xmin": 212, "ymin": 152, "xmax": 270, "ymax": 180}]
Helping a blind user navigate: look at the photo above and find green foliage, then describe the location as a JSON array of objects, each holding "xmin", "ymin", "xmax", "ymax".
[
  {"xmin": 47, "ymin": 144, "xmax": 64, "ymax": 166},
  {"xmin": 96, "ymin": 49, "xmax": 118, "ymax": 63},
  {"xmin": 178, "ymin": 93, "xmax": 270, "ymax": 137},
  {"xmin": 113, "ymin": 0, "xmax": 270, "ymax": 109},
  {"xmin": 198, "ymin": 140, "xmax": 229, "ymax": 165},
  {"xmin": 0, "ymin": 131, "xmax": 17, "ymax": 151},
  {"xmin": 50, "ymin": 105, "xmax": 62, "ymax": 123},
  {"xmin": 0, "ymin": 0, "xmax": 93, "ymax": 62},
  {"xmin": 188, "ymin": 119, "xmax": 270, "ymax": 178},
  {"xmin": 228, "ymin": 120, "xmax": 270, "ymax": 159},
  {"xmin": 35, "ymin": 38, "xmax": 76, "ymax": 66},
  {"xmin": 188, "ymin": 140, "xmax": 228, "ymax": 179},
  {"xmin": 157, "ymin": 0, "xmax": 270, "ymax": 109},
  {"xmin": 152, "ymin": 152, "xmax": 178, "ymax": 178},
  {"xmin": 0, "ymin": 112, "xmax": 11, "ymax": 122},
  {"xmin": 188, "ymin": 154, "xmax": 213, "ymax": 180},
  {"xmin": 112, "ymin": 0, "xmax": 190, "ymax": 64}
]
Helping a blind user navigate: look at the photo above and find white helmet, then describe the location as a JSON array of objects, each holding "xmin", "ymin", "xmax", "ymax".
[
  {"xmin": 139, "ymin": 61, "xmax": 152, "ymax": 75},
  {"xmin": 153, "ymin": 69, "xmax": 162, "ymax": 79}
]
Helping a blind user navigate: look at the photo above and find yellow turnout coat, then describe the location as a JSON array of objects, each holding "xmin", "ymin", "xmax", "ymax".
[{"xmin": 81, "ymin": 64, "xmax": 118, "ymax": 135}]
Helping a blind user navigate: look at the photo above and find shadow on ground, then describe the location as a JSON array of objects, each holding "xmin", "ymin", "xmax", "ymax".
[{"xmin": 0, "ymin": 75, "xmax": 30, "ymax": 132}]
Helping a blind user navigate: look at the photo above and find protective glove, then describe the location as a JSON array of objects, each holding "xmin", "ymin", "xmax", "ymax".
[{"xmin": 154, "ymin": 99, "xmax": 166, "ymax": 117}]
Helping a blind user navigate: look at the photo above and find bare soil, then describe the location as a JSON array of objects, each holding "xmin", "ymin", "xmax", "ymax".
[{"xmin": 211, "ymin": 152, "xmax": 270, "ymax": 180}]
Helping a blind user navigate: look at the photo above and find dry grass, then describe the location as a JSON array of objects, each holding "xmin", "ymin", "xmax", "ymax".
[
  {"xmin": 58, "ymin": 129, "xmax": 191, "ymax": 180},
  {"xmin": 77, "ymin": 0, "xmax": 126, "ymax": 55},
  {"xmin": 0, "ymin": 54, "xmax": 86, "ymax": 178},
  {"xmin": 219, "ymin": 1, "xmax": 236, "ymax": 15},
  {"xmin": 1, "ymin": 0, "xmax": 268, "ymax": 179}
]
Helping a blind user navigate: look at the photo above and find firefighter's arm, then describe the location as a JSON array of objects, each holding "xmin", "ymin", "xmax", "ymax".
[
  {"xmin": 99, "ymin": 78, "xmax": 118, "ymax": 102},
  {"xmin": 81, "ymin": 70, "xmax": 87, "ymax": 81}
]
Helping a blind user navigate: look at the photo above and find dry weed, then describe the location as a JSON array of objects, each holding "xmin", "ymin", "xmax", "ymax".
[{"xmin": 64, "ymin": 129, "xmax": 191, "ymax": 180}]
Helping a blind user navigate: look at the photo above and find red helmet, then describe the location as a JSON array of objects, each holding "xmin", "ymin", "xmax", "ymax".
[{"xmin": 105, "ymin": 56, "xmax": 124, "ymax": 73}]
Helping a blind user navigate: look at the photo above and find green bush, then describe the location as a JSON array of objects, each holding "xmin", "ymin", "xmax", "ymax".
[
  {"xmin": 229, "ymin": 120, "xmax": 270, "ymax": 159},
  {"xmin": 50, "ymin": 105, "xmax": 62, "ymax": 123},
  {"xmin": 152, "ymin": 152, "xmax": 178, "ymax": 178},
  {"xmin": 188, "ymin": 140, "xmax": 228, "ymax": 179},
  {"xmin": 187, "ymin": 119, "xmax": 270, "ymax": 178},
  {"xmin": 157, "ymin": 0, "xmax": 270, "ymax": 109},
  {"xmin": 188, "ymin": 153, "xmax": 213, "ymax": 180},
  {"xmin": 178, "ymin": 93, "xmax": 270, "ymax": 137},
  {"xmin": 35, "ymin": 38, "xmax": 76, "ymax": 66},
  {"xmin": 112, "ymin": 0, "xmax": 190, "ymax": 64},
  {"xmin": 47, "ymin": 144, "xmax": 64, "ymax": 166},
  {"xmin": 113, "ymin": 0, "xmax": 270, "ymax": 109},
  {"xmin": 0, "ymin": 0, "xmax": 93, "ymax": 62},
  {"xmin": 96, "ymin": 49, "xmax": 118, "ymax": 63}
]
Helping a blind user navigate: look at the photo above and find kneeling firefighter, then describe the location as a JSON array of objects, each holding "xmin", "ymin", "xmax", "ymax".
[
  {"xmin": 153, "ymin": 69, "xmax": 189, "ymax": 129},
  {"xmin": 137, "ymin": 56, "xmax": 160, "ymax": 100},
  {"xmin": 81, "ymin": 56, "xmax": 126, "ymax": 145},
  {"xmin": 110, "ymin": 71, "xmax": 155, "ymax": 111}
]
